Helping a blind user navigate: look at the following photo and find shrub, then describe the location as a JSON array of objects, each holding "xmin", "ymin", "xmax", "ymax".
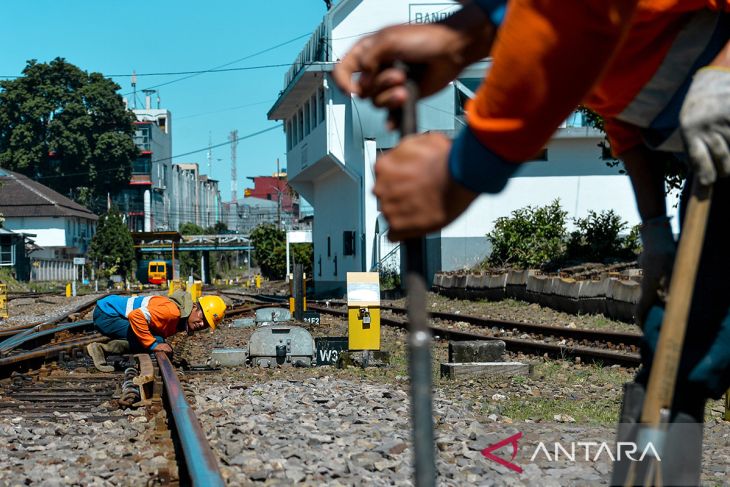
[
  {"xmin": 486, "ymin": 200, "xmax": 567, "ymax": 268},
  {"xmin": 566, "ymin": 210, "xmax": 639, "ymax": 262}
]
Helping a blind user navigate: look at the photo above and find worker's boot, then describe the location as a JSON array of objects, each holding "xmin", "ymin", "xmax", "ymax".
[
  {"xmin": 101, "ymin": 340, "xmax": 130, "ymax": 354},
  {"xmin": 610, "ymin": 382, "xmax": 704, "ymax": 486},
  {"xmin": 86, "ymin": 342, "xmax": 114, "ymax": 372}
]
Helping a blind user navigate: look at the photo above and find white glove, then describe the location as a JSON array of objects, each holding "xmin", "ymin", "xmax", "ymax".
[
  {"xmin": 680, "ymin": 67, "xmax": 730, "ymax": 185},
  {"xmin": 636, "ymin": 216, "xmax": 676, "ymax": 326}
]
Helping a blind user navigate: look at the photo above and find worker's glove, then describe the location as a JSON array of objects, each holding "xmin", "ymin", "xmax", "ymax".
[
  {"xmin": 636, "ymin": 216, "xmax": 676, "ymax": 327},
  {"xmin": 680, "ymin": 67, "xmax": 730, "ymax": 185}
]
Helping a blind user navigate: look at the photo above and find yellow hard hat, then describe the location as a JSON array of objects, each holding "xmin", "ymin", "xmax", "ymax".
[{"xmin": 198, "ymin": 295, "xmax": 226, "ymax": 330}]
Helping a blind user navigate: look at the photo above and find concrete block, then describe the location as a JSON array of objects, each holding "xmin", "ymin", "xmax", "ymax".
[
  {"xmin": 433, "ymin": 273, "xmax": 444, "ymax": 288},
  {"xmin": 578, "ymin": 279, "xmax": 610, "ymax": 299},
  {"xmin": 441, "ymin": 274, "xmax": 455, "ymax": 289},
  {"xmin": 486, "ymin": 273, "xmax": 508, "ymax": 289},
  {"xmin": 607, "ymin": 279, "xmax": 641, "ymax": 304},
  {"xmin": 231, "ymin": 318, "xmax": 256, "ymax": 328},
  {"xmin": 526, "ymin": 275, "xmax": 551, "ymax": 294},
  {"xmin": 454, "ymin": 274, "xmax": 468, "ymax": 288},
  {"xmin": 552, "ymin": 278, "xmax": 582, "ymax": 299},
  {"xmin": 255, "ymin": 307, "xmax": 291, "ymax": 323},
  {"xmin": 210, "ymin": 348, "xmax": 248, "ymax": 367},
  {"xmin": 466, "ymin": 273, "xmax": 486, "ymax": 289},
  {"xmin": 507, "ymin": 270, "xmax": 534, "ymax": 286},
  {"xmin": 440, "ymin": 362, "xmax": 531, "ymax": 380},
  {"xmin": 448, "ymin": 340, "xmax": 505, "ymax": 363}
]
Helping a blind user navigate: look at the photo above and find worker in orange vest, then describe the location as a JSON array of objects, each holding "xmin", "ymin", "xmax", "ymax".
[{"xmin": 334, "ymin": 1, "xmax": 730, "ymax": 483}]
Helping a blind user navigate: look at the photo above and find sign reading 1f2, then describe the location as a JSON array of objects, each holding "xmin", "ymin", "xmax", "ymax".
[{"xmin": 409, "ymin": 3, "xmax": 460, "ymax": 24}]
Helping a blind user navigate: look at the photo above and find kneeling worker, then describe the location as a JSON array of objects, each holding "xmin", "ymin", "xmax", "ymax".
[{"xmin": 86, "ymin": 291, "xmax": 226, "ymax": 371}]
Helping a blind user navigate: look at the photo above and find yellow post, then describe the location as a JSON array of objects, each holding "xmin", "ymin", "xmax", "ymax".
[
  {"xmin": 65, "ymin": 282, "xmax": 72, "ymax": 298},
  {"xmin": 255, "ymin": 275, "xmax": 262, "ymax": 289},
  {"xmin": 0, "ymin": 284, "xmax": 8, "ymax": 319},
  {"xmin": 168, "ymin": 279, "xmax": 185, "ymax": 296},
  {"xmin": 725, "ymin": 390, "xmax": 730, "ymax": 421},
  {"xmin": 189, "ymin": 281, "xmax": 202, "ymax": 302}
]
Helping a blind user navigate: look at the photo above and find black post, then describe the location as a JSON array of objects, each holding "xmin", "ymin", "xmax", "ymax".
[{"xmin": 293, "ymin": 263, "xmax": 304, "ymax": 321}]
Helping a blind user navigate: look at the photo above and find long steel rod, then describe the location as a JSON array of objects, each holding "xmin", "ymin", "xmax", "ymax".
[
  {"xmin": 393, "ymin": 63, "xmax": 436, "ymax": 487},
  {"xmin": 155, "ymin": 352, "xmax": 224, "ymax": 487}
]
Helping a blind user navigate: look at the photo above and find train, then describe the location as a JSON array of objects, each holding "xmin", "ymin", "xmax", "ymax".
[{"xmin": 136, "ymin": 259, "xmax": 173, "ymax": 285}]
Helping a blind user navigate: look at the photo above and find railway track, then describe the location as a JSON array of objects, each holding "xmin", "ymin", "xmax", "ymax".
[{"xmin": 225, "ymin": 291, "xmax": 642, "ymax": 367}]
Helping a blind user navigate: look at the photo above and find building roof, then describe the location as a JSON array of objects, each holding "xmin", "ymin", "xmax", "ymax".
[{"xmin": 0, "ymin": 168, "xmax": 98, "ymax": 220}]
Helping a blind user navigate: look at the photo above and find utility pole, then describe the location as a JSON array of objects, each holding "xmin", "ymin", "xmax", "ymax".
[
  {"xmin": 229, "ymin": 130, "xmax": 238, "ymax": 203},
  {"xmin": 276, "ymin": 158, "xmax": 282, "ymax": 231},
  {"xmin": 131, "ymin": 71, "xmax": 137, "ymax": 109},
  {"xmin": 207, "ymin": 132, "xmax": 212, "ymax": 176}
]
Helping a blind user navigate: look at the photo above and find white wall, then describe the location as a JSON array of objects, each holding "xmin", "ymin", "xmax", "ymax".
[{"xmin": 312, "ymin": 170, "xmax": 360, "ymax": 283}]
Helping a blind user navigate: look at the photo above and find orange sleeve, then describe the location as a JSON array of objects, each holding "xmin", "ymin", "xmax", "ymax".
[
  {"xmin": 468, "ymin": 0, "xmax": 640, "ymax": 162},
  {"xmin": 128, "ymin": 308, "xmax": 157, "ymax": 349}
]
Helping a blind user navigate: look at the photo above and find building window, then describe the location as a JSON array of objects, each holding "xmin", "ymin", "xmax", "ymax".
[
  {"xmin": 0, "ymin": 236, "xmax": 13, "ymax": 265},
  {"xmin": 327, "ymin": 236, "xmax": 331, "ymax": 257},
  {"xmin": 343, "ymin": 230, "xmax": 355, "ymax": 256},
  {"xmin": 318, "ymin": 87, "xmax": 325, "ymax": 123},
  {"xmin": 333, "ymin": 254, "xmax": 338, "ymax": 276},
  {"xmin": 286, "ymin": 120, "xmax": 292, "ymax": 150},
  {"xmin": 310, "ymin": 94, "xmax": 317, "ymax": 129},
  {"xmin": 298, "ymin": 109, "xmax": 304, "ymax": 141},
  {"xmin": 304, "ymin": 102, "xmax": 311, "ymax": 136}
]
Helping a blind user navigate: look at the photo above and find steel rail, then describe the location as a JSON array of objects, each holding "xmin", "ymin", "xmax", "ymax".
[
  {"xmin": 308, "ymin": 305, "xmax": 641, "ymax": 367},
  {"xmin": 0, "ymin": 334, "xmax": 108, "ymax": 368},
  {"xmin": 155, "ymin": 352, "xmax": 224, "ymax": 487},
  {"xmin": 0, "ymin": 320, "xmax": 95, "ymax": 354},
  {"xmin": 377, "ymin": 304, "xmax": 643, "ymax": 347}
]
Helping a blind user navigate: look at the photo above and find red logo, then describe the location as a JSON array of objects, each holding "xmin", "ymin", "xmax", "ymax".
[{"xmin": 481, "ymin": 432, "xmax": 523, "ymax": 473}]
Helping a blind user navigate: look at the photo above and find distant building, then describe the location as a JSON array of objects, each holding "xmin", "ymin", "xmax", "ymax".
[
  {"xmin": 244, "ymin": 172, "xmax": 299, "ymax": 215},
  {"xmin": 117, "ymin": 96, "xmax": 222, "ymax": 232},
  {"xmin": 0, "ymin": 168, "xmax": 97, "ymax": 281}
]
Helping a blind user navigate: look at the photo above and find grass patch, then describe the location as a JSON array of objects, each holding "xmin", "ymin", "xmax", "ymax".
[{"xmin": 500, "ymin": 396, "xmax": 621, "ymax": 425}]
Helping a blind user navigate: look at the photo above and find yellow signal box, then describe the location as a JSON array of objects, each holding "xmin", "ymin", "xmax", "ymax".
[
  {"xmin": 0, "ymin": 284, "xmax": 7, "ymax": 319},
  {"xmin": 347, "ymin": 272, "xmax": 381, "ymax": 351}
]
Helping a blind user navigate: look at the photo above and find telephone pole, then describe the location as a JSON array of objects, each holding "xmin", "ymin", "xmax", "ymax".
[
  {"xmin": 229, "ymin": 130, "xmax": 238, "ymax": 204},
  {"xmin": 276, "ymin": 158, "xmax": 282, "ymax": 230}
]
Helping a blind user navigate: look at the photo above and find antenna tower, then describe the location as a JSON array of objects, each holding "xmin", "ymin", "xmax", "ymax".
[{"xmin": 229, "ymin": 130, "xmax": 239, "ymax": 203}]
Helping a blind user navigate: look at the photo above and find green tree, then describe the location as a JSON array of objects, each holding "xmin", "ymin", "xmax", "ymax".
[
  {"xmin": 487, "ymin": 200, "xmax": 567, "ymax": 268},
  {"xmin": 0, "ymin": 58, "xmax": 137, "ymax": 205},
  {"xmin": 249, "ymin": 223, "xmax": 312, "ymax": 280},
  {"xmin": 88, "ymin": 207, "xmax": 135, "ymax": 279}
]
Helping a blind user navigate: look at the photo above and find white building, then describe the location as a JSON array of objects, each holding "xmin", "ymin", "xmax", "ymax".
[
  {"xmin": 268, "ymin": 0, "xmax": 667, "ymax": 296},
  {"xmin": 171, "ymin": 163, "xmax": 222, "ymax": 231},
  {"xmin": 0, "ymin": 168, "xmax": 97, "ymax": 281}
]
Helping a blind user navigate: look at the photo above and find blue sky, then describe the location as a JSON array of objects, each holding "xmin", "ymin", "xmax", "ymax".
[{"xmin": 0, "ymin": 1, "xmax": 328, "ymax": 201}]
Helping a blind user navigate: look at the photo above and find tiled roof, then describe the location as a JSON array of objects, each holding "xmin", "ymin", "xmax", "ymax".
[{"xmin": 0, "ymin": 168, "xmax": 98, "ymax": 220}]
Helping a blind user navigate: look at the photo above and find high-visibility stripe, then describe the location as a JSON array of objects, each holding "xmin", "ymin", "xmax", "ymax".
[
  {"xmin": 617, "ymin": 10, "xmax": 718, "ymax": 127},
  {"xmin": 124, "ymin": 295, "xmax": 152, "ymax": 321},
  {"xmin": 138, "ymin": 296, "xmax": 153, "ymax": 323}
]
